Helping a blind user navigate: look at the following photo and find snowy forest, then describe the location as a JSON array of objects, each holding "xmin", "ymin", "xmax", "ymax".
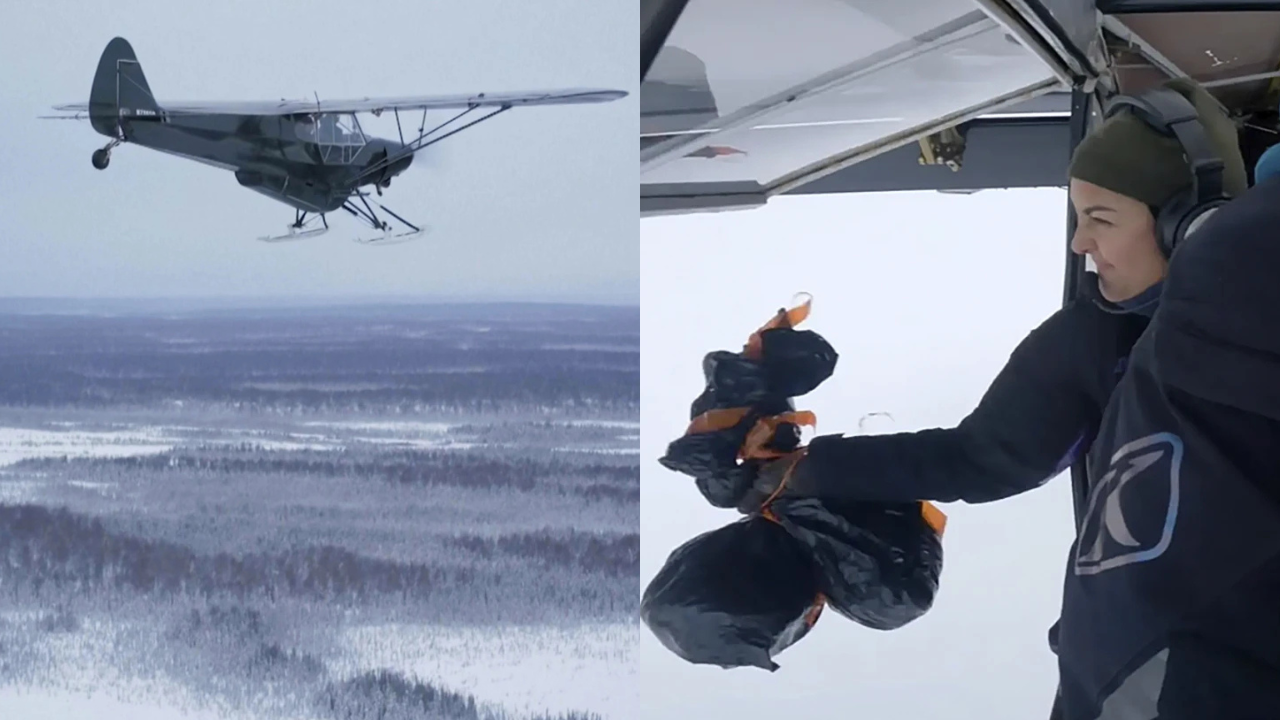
[{"xmin": 0, "ymin": 302, "xmax": 638, "ymax": 720}]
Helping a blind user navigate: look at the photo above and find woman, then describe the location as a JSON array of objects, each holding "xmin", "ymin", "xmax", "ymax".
[
  {"xmin": 740, "ymin": 78, "xmax": 1245, "ymax": 510},
  {"xmin": 740, "ymin": 77, "xmax": 1280, "ymax": 719}
]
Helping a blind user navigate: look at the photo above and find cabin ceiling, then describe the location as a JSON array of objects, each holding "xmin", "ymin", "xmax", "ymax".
[{"xmin": 1106, "ymin": 10, "xmax": 1280, "ymax": 113}]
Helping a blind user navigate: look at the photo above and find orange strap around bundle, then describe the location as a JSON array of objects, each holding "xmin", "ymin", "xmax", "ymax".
[
  {"xmin": 740, "ymin": 411, "xmax": 817, "ymax": 460},
  {"xmin": 683, "ymin": 407, "xmax": 751, "ymax": 435},
  {"xmin": 682, "ymin": 293, "xmax": 815, "ymax": 437},
  {"xmin": 683, "ymin": 408, "xmax": 817, "ymax": 462},
  {"xmin": 743, "ymin": 293, "xmax": 812, "ymax": 361},
  {"xmin": 804, "ymin": 592, "xmax": 826, "ymax": 627},
  {"xmin": 921, "ymin": 501, "xmax": 947, "ymax": 537},
  {"xmin": 758, "ymin": 447, "xmax": 808, "ymax": 518},
  {"xmin": 759, "ymin": 454, "xmax": 949, "ymax": 539}
]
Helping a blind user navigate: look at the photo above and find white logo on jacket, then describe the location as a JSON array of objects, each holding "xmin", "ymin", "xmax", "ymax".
[{"xmin": 1074, "ymin": 432, "xmax": 1183, "ymax": 576}]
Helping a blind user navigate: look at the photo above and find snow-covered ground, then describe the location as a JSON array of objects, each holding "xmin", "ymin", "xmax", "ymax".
[
  {"xmin": 339, "ymin": 622, "xmax": 639, "ymax": 720},
  {"xmin": 0, "ymin": 618, "xmax": 639, "ymax": 720},
  {"xmin": 0, "ymin": 417, "xmax": 634, "ymax": 475},
  {"xmin": 0, "ymin": 414, "xmax": 637, "ymax": 719},
  {"xmin": 301, "ymin": 420, "xmax": 457, "ymax": 434},
  {"xmin": 0, "ymin": 690, "xmax": 247, "ymax": 720},
  {"xmin": 0, "ymin": 618, "xmax": 256, "ymax": 720},
  {"xmin": 552, "ymin": 447, "xmax": 640, "ymax": 455},
  {"xmin": 558, "ymin": 420, "xmax": 640, "ymax": 430},
  {"xmin": 0, "ymin": 426, "xmax": 177, "ymax": 467},
  {"xmin": 0, "ymin": 427, "xmax": 179, "ymax": 502}
]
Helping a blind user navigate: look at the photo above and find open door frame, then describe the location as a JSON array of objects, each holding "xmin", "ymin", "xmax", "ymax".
[{"xmin": 1063, "ymin": 86, "xmax": 1095, "ymax": 529}]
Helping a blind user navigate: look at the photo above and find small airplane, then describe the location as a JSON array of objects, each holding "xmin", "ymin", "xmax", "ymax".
[{"xmin": 44, "ymin": 37, "xmax": 627, "ymax": 244}]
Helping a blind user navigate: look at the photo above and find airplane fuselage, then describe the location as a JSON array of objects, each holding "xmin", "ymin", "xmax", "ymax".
[{"xmin": 99, "ymin": 110, "xmax": 413, "ymax": 214}]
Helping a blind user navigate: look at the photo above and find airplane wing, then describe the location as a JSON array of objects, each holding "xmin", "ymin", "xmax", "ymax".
[
  {"xmin": 639, "ymin": 0, "xmax": 1081, "ymax": 217},
  {"xmin": 641, "ymin": 0, "xmax": 1280, "ymax": 216},
  {"xmin": 52, "ymin": 87, "xmax": 627, "ymax": 116}
]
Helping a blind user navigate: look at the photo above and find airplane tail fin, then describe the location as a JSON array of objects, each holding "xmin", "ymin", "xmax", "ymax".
[{"xmin": 88, "ymin": 37, "xmax": 160, "ymax": 137}]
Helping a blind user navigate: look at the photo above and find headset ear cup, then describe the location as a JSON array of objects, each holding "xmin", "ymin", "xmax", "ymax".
[
  {"xmin": 1181, "ymin": 203, "xmax": 1222, "ymax": 241},
  {"xmin": 1158, "ymin": 197, "xmax": 1224, "ymax": 256},
  {"xmin": 1154, "ymin": 194, "xmax": 1190, "ymax": 257}
]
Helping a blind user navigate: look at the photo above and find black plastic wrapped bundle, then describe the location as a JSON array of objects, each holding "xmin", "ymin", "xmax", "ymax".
[
  {"xmin": 643, "ymin": 296, "xmax": 946, "ymax": 669},
  {"xmin": 659, "ymin": 323, "xmax": 837, "ymax": 509},
  {"xmin": 640, "ymin": 516, "xmax": 824, "ymax": 671},
  {"xmin": 766, "ymin": 496, "xmax": 943, "ymax": 630}
]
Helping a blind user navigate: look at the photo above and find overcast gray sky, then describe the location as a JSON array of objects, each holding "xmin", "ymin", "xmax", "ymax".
[
  {"xmin": 0, "ymin": 0, "xmax": 635, "ymax": 303},
  {"xmin": 641, "ymin": 188, "xmax": 1079, "ymax": 719}
]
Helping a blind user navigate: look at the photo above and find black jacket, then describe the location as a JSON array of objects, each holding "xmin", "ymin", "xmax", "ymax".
[
  {"xmin": 1055, "ymin": 178, "xmax": 1280, "ymax": 719},
  {"xmin": 795, "ymin": 180, "xmax": 1280, "ymax": 719}
]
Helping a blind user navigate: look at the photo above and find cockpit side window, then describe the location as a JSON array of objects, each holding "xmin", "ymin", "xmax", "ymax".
[{"xmin": 293, "ymin": 113, "xmax": 366, "ymax": 163}]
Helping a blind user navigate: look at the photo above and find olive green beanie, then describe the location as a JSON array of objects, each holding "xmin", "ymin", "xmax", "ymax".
[{"xmin": 1067, "ymin": 77, "xmax": 1247, "ymax": 206}]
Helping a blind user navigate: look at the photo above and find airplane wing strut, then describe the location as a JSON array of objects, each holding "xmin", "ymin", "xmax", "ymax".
[{"xmin": 351, "ymin": 102, "xmax": 513, "ymax": 187}]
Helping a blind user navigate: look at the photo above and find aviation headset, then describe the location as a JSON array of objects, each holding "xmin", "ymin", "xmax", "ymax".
[{"xmin": 1102, "ymin": 86, "xmax": 1229, "ymax": 256}]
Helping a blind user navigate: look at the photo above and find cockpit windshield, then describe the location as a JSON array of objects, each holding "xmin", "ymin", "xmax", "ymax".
[{"xmin": 293, "ymin": 112, "xmax": 366, "ymax": 163}]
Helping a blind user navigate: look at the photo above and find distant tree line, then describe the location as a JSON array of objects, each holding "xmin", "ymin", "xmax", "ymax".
[
  {"xmin": 0, "ymin": 313, "xmax": 638, "ymax": 412},
  {"xmin": 0, "ymin": 504, "xmax": 466, "ymax": 603},
  {"xmin": 444, "ymin": 530, "xmax": 638, "ymax": 578},
  {"xmin": 577, "ymin": 483, "xmax": 639, "ymax": 504},
  {"xmin": 316, "ymin": 669, "xmax": 602, "ymax": 720},
  {"xmin": 0, "ymin": 364, "xmax": 637, "ymax": 412},
  {"xmin": 316, "ymin": 670, "xmax": 480, "ymax": 720},
  {"xmin": 38, "ymin": 448, "xmax": 639, "ymax": 498},
  {"xmin": 0, "ymin": 505, "xmax": 636, "ymax": 603}
]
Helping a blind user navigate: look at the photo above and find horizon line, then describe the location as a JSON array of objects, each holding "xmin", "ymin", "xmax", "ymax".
[{"xmin": 0, "ymin": 295, "xmax": 638, "ymax": 307}]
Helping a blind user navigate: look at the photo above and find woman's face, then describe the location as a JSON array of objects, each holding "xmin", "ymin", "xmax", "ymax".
[{"xmin": 1069, "ymin": 179, "xmax": 1168, "ymax": 302}]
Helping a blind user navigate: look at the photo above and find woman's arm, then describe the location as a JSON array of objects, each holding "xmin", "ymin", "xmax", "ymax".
[{"xmin": 783, "ymin": 303, "xmax": 1102, "ymax": 504}]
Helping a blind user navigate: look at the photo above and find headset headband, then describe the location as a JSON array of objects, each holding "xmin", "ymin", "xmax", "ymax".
[{"xmin": 1104, "ymin": 88, "xmax": 1226, "ymax": 205}]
